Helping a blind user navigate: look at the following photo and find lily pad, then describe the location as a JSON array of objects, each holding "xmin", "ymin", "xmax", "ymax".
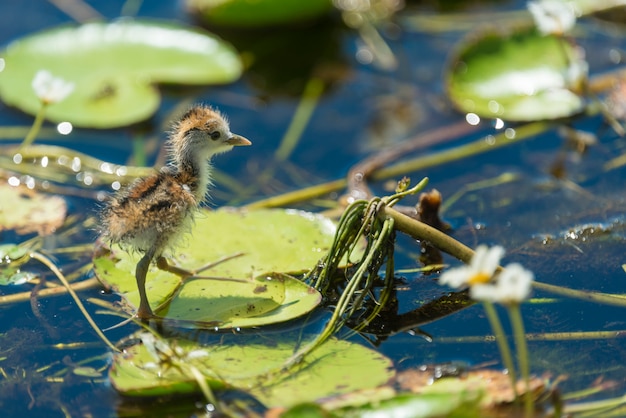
[
  {"xmin": 187, "ymin": 0, "xmax": 332, "ymax": 28},
  {"xmin": 0, "ymin": 184, "xmax": 66, "ymax": 235},
  {"xmin": 0, "ymin": 20, "xmax": 242, "ymax": 128},
  {"xmin": 446, "ymin": 26, "xmax": 587, "ymax": 121},
  {"xmin": 0, "ymin": 243, "xmax": 36, "ymax": 285},
  {"xmin": 93, "ymin": 209, "xmax": 335, "ymax": 327},
  {"xmin": 110, "ymin": 334, "xmax": 394, "ymax": 408}
]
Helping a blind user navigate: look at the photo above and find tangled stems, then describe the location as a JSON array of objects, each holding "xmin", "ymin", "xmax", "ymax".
[{"xmin": 284, "ymin": 179, "xmax": 429, "ymax": 371}]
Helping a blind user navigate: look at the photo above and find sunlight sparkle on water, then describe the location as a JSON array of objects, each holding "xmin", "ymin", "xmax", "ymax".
[
  {"xmin": 356, "ymin": 46, "xmax": 374, "ymax": 64},
  {"xmin": 505, "ymin": 128, "xmax": 516, "ymax": 139},
  {"xmin": 488, "ymin": 100, "xmax": 501, "ymax": 114},
  {"xmin": 99, "ymin": 162, "xmax": 114, "ymax": 174},
  {"xmin": 57, "ymin": 121, "xmax": 73, "ymax": 135},
  {"xmin": 71, "ymin": 157, "xmax": 81, "ymax": 172},
  {"xmin": 24, "ymin": 176, "xmax": 35, "ymax": 189},
  {"xmin": 465, "ymin": 112, "xmax": 480, "ymax": 125}
]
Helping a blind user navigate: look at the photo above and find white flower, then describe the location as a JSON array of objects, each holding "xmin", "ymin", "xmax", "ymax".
[
  {"xmin": 527, "ymin": 0, "xmax": 577, "ymax": 35},
  {"xmin": 471, "ymin": 263, "xmax": 534, "ymax": 304},
  {"xmin": 439, "ymin": 245, "xmax": 505, "ymax": 289},
  {"xmin": 31, "ymin": 70, "xmax": 74, "ymax": 104}
]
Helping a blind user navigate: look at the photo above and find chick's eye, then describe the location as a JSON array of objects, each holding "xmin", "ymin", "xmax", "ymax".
[{"xmin": 209, "ymin": 131, "xmax": 221, "ymax": 141}]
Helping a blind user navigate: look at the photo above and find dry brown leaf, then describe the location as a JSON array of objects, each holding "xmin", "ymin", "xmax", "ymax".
[{"xmin": 0, "ymin": 184, "xmax": 66, "ymax": 235}]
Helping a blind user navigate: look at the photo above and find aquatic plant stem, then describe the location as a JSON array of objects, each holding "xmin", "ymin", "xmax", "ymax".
[
  {"xmin": 482, "ymin": 301, "xmax": 518, "ymax": 394},
  {"xmin": 532, "ymin": 280, "xmax": 626, "ymax": 307},
  {"xmin": 508, "ymin": 303, "xmax": 533, "ymax": 417},
  {"xmin": 381, "ymin": 206, "xmax": 475, "ymax": 263},
  {"xmin": 0, "ymin": 277, "xmax": 100, "ymax": 305},
  {"xmin": 275, "ymin": 77, "xmax": 324, "ymax": 162},
  {"xmin": 283, "ymin": 213, "xmax": 395, "ymax": 371},
  {"xmin": 382, "ymin": 207, "xmax": 626, "ymax": 308},
  {"xmin": 188, "ymin": 365, "xmax": 218, "ymax": 407},
  {"xmin": 19, "ymin": 103, "xmax": 48, "ymax": 150},
  {"xmin": 29, "ymin": 252, "xmax": 120, "ymax": 352},
  {"xmin": 383, "ymin": 207, "xmax": 526, "ymax": 396},
  {"xmin": 563, "ymin": 393, "xmax": 626, "ymax": 415},
  {"xmin": 436, "ymin": 329, "xmax": 626, "ymax": 343},
  {"xmin": 245, "ymin": 121, "xmax": 550, "ymax": 210}
]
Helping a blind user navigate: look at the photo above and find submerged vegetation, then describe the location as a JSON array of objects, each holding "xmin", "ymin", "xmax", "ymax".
[{"xmin": 2, "ymin": 0, "xmax": 626, "ymax": 416}]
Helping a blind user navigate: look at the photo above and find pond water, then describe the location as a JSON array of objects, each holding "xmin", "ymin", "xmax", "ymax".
[{"xmin": 1, "ymin": 0, "xmax": 626, "ymax": 416}]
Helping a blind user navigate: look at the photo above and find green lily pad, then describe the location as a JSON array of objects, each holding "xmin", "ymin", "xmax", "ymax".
[
  {"xmin": 0, "ymin": 20, "xmax": 242, "ymax": 128},
  {"xmin": 0, "ymin": 243, "xmax": 28, "ymax": 263},
  {"xmin": 0, "ymin": 243, "xmax": 36, "ymax": 285},
  {"xmin": 0, "ymin": 270, "xmax": 37, "ymax": 286},
  {"xmin": 110, "ymin": 334, "xmax": 394, "ymax": 408},
  {"xmin": 187, "ymin": 0, "xmax": 332, "ymax": 28},
  {"xmin": 446, "ymin": 26, "xmax": 586, "ymax": 121},
  {"xmin": 336, "ymin": 392, "xmax": 483, "ymax": 418},
  {"xmin": 93, "ymin": 208, "xmax": 334, "ymax": 327}
]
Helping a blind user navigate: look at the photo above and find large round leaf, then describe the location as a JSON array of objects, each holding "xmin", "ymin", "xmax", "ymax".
[
  {"xmin": 93, "ymin": 209, "xmax": 335, "ymax": 327},
  {"xmin": 446, "ymin": 26, "xmax": 586, "ymax": 121},
  {"xmin": 0, "ymin": 20, "xmax": 242, "ymax": 127},
  {"xmin": 110, "ymin": 334, "xmax": 394, "ymax": 409}
]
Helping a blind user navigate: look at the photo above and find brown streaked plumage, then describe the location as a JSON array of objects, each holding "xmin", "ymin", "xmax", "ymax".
[{"xmin": 99, "ymin": 104, "xmax": 251, "ymax": 318}]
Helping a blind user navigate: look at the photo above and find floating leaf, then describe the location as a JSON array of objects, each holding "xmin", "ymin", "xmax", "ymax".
[
  {"xmin": 165, "ymin": 272, "xmax": 322, "ymax": 328},
  {"xmin": 187, "ymin": 0, "xmax": 332, "ymax": 28},
  {"xmin": 0, "ymin": 20, "xmax": 242, "ymax": 128},
  {"xmin": 110, "ymin": 334, "xmax": 394, "ymax": 408},
  {"xmin": 0, "ymin": 243, "xmax": 28, "ymax": 262},
  {"xmin": 0, "ymin": 184, "xmax": 66, "ymax": 235},
  {"xmin": 0, "ymin": 243, "xmax": 36, "ymax": 285},
  {"xmin": 93, "ymin": 209, "xmax": 336, "ymax": 327},
  {"xmin": 0, "ymin": 270, "xmax": 37, "ymax": 286},
  {"xmin": 446, "ymin": 26, "xmax": 586, "ymax": 121},
  {"xmin": 285, "ymin": 392, "xmax": 482, "ymax": 418}
]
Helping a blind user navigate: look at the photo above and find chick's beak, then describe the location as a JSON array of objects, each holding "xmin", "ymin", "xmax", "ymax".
[{"xmin": 226, "ymin": 134, "xmax": 252, "ymax": 146}]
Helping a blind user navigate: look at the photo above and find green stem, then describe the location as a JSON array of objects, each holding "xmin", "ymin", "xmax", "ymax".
[
  {"xmin": 435, "ymin": 329, "xmax": 626, "ymax": 343},
  {"xmin": 30, "ymin": 252, "xmax": 120, "ymax": 353},
  {"xmin": 19, "ymin": 103, "xmax": 48, "ymax": 150},
  {"xmin": 532, "ymin": 280, "xmax": 626, "ymax": 307},
  {"xmin": 508, "ymin": 303, "xmax": 533, "ymax": 417},
  {"xmin": 371, "ymin": 121, "xmax": 551, "ymax": 181},
  {"xmin": 382, "ymin": 206, "xmax": 475, "ymax": 263},
  {"xmin": 187, "ymin": 365, "xmax": 218, "ymax": 407},
  {"xmin": 275, "ymin": 77, "xmax": 324, "ymax": 162},
  {"xmin": 482, "ymin": 301, "xmax": 518, "ymax": 395},
  {"xmin": 564, "ymin": 393, "xmax": 626, "ymax": 414},
  {"xmin": 245, "ymin": 122, "xmax": 550, "ymax": 209}
]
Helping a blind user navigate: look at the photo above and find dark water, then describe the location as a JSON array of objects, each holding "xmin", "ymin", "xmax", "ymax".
[{"xmin": 1, "ymin": 0, "xmax": 626, "ymax": 416}]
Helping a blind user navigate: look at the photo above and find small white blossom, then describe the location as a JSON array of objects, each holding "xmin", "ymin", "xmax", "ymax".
[
  {"xmin": 528, "ymin": 0, "xmax": 577, "ymax": 35},
  {"xmin": 470, "ymin": 263, "xmax": 534, "ymax": 304},
  {"xmin": 439, "ymin": 245, "xmax": 504, "ymax": 289},
  {"xmin": 31, "ymin": 70, "xmax": 74, "ymax": 104}
]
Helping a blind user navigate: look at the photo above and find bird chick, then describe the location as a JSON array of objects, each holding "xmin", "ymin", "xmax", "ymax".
[{"xmin": 99, "ymin": 105, "xmax": 251, "ymax": 318}]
